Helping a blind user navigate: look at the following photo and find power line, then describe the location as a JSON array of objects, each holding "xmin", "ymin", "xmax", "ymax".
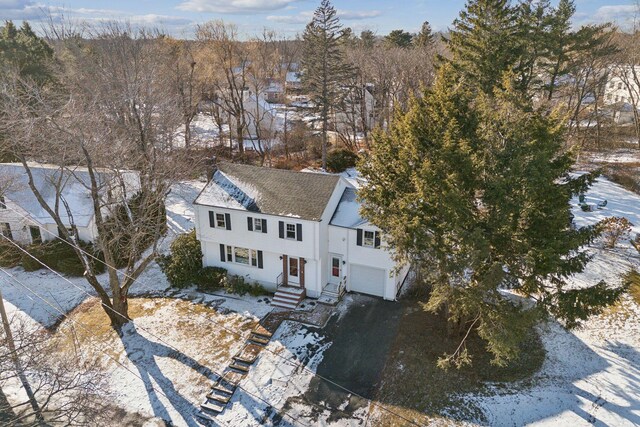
[
  {"xmin": 0, "ymin": 267, "xmax": 209, "ymax": 427},
  {"xmin": 1, "ymin": 205, "xmax": 423, "ymax": 426},
  {"xmin": 0, "ymin": 240, "xmax": 309, "ymax": 427}
]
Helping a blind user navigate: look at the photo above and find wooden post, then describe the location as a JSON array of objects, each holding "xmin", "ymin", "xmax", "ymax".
[
  {"xmin": 282, "ymin": 255, "xmax": 288, "ymax": 286},
  {"xmin": 0, "ymin": 289, "xmax": 43, "ymax": 423}
]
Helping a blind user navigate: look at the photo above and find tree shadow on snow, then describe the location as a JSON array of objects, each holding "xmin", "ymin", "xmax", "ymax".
[{"xmin": 120, "ymin": 324, "xmax": 217, "ymax": 427}]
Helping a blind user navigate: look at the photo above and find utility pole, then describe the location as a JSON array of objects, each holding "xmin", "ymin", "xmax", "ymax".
[{"xmin": 0, "ymin": 288, "xmax": 44, "ymax": 423}]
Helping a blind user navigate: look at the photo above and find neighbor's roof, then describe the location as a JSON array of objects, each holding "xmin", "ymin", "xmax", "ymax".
[
  {"xmin": 329, "ymin": 187, "xmax": 368, "ymax": 229},
  {"xmin": 194, "ymin": 162, "xmax": 340, "ymax": 221},
  {"xmin": 0, "ymin": 163, "xmax": 138, "ymax": 228}
]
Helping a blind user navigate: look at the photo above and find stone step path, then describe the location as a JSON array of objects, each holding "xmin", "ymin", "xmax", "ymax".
[{"xmin": 197, "ymin": 323, "xmax": 276, "ymax": 423}]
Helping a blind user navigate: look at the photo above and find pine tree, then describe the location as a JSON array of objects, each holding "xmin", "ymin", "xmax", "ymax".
[
  {"xmin": 384, "ymin": 29, "xmax": 413, "ymax": 48},
  {"xmin": 359, "ymin": 63, "xmax": 625, "ymax": 367},
  {"xmin": 360, "ymin": 30, "xmax": 376, "ymax": 49},
  {"xmin": 0, "ymin": 21, "xmax": 54, "ymax": 85},
  {"xmin": 413, "ymin": 21, "xmax": 434, "ymax": 48},
  {"xmin": 447, "ymin": 0, "xmax": 521, "ymax": 95},
  {"xmin": 301, "ymin": 0, "xmax": 352, "ymax": 170}
]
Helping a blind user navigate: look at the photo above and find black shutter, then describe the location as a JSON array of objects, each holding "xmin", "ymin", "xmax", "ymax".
[
  {"xmin": 247, "ymin": 217, "xmax": 253, "ymax": 231},
  {"xmin": 219, "ymin": 244, "xmax": 226, "ymax": 262},
  {"xmin": 279, "ymin": 221, "xmax": 284, "ymax": 239},
  {"xmin": 374, "ymin": 231, "xmax": 381, "ymax": 249},
  {"xmin": 262, "ymin": 219, "xmax": 267, "ymax": 233},
  {"xmin": 257, "ymin": 250, "xmax": 263, "ymax": 269},
  {"xmin": 296, "ymin": 223, "xmax": 302, "ymax": 241},
  {"xmin": 356, "ymin": 229, "xmax": 363, "ymax": 246},
  {"xmin": 225, "ymin": 213, "xmax": 231, "ymax": 230},
  {"xmin": 209, "ymin": 211, "xmax": 215, "ymax": 228}
]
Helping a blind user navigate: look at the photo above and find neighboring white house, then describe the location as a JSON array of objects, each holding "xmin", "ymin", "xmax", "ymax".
[
  {"xmin": 193, "ymin": 162, "xmax": 409, "ymax": 308},
  {"xmin": 604, "ymin": 65, "xmax": 640, "ymax": 124},
  {"xmin": 0, "ymin": 163, "xmax": 138, "ymax": 245}
]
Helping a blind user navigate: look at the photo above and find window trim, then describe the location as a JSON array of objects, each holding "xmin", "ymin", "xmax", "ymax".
[
  {"xmin": 216, "ymin": 213, "xmax": 226, "ymax": 228},
  {"xmin": 363, "ymin": 230, "xmax": 376, "ymax": 248},
  {"xmin": 223, "ymin": 245, "xmax": 261, "ymax": 268},
  {"xmin": 285, "ymin": 223, "xmax": 296, "ymax": 240}
]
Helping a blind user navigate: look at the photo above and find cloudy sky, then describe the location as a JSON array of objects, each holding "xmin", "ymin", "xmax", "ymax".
[{"xmin": 1, "ymin": 0, "xmax": 637, "ymax": 37}]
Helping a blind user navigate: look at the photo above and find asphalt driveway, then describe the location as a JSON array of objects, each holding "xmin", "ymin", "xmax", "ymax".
[{"xmin": 285, "ymin": 294, "xmax": 405, "ymax": 423}]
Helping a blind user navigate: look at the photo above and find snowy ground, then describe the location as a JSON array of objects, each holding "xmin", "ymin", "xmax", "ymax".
[
  {"xmin": 2, "ymin": 175, "xmax": 640, "ymax": 426},
  {"xmin": 580, "ymin": 148, "xmax": 640, "ymax": 166},
  {"xmin": 461, "ymin": 176, "xmax": 640, "ymax": 426}
]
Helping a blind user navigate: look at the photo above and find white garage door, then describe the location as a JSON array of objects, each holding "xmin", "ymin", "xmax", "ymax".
[{"xmin": 349, "ymin": 264, "xmax": 386, "ymax": 297}]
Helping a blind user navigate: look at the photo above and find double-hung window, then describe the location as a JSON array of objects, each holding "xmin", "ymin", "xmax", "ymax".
[
  {"xmin": 216, "ymin": 213, "xmax": 226, "ymax": 228},
  {"xmin": 286, "ymin": 223, "xmax": 296, "ymax": 240},
  {"xmin": 278, "ymin": 221, "xmax": 302, "ymax": 241},
  {"xmin": 356, "ymin": 228, "xmax": 381, "ymax": 249},
  {"xmin": 220, "ymin": 244, "xmax": 263, "ymax": 268}
]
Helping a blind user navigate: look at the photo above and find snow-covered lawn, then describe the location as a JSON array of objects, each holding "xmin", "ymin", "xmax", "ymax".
[
  {"xmin": 459, "ymin": 176, "xmax": 640, "ymax": 426},
  {"xmin": 3, "ymin": 175, "xmax": 639, "ymax": 426}
]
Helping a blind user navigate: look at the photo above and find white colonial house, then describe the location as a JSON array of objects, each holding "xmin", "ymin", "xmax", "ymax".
[
  {"xmin": 604, "ymin": 65, "xmax": 640, "ymax": 125},
  {"xmin": 193, "ymin": 162, "xmax": 409, "ymax": 309},
  {"xmin": 0, "ymin": 163, "xmax": 137, "ymax": 245}
]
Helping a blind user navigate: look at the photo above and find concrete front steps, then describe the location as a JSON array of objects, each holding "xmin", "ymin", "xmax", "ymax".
[
  {"xmin": 319, "ymin": 282, "xmax": 344, "ymax": 305},
  {"xmin": 197, "ymin": 326, "xmax": 273, "ymax": 422},
  {"xmin": 271, "ymin": 286, "xmax": 306, "ymax": 310}
]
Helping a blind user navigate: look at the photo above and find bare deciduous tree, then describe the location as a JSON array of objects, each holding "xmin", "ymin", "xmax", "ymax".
[{"xmin": 0, "ymin": 23, "xmax": 185, "ymax": 329}]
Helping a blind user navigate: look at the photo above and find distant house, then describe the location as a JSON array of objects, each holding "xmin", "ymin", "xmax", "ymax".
[
  {"xmin": 235, "ymin": 91, "xmax": 285, "ymax": 144},
  {"xmin": 193, "ymin": 162, "xmax": 410, "ymax": 309},
  {"xmin": 604, "ymin": 66, "xmax": 639, "ymax": 111},
  {"xmin": 263, "ymin": 79, "xmax": 284, "ymax": 104},
  {"xmin": 0, "ymin": 163, "xmax": 138, "ymax": 245},
  {"xmin": 285, "ymin": 71, "xmax": 302, "ymax": 93}
]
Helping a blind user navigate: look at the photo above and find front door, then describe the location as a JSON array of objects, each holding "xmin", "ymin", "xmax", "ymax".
[
  {"xmin": 288, "ymin": 256, "xmax": 300, "ymax": 285},
  {"xmin": 329, "ymin": 255, "xmax": 342, "ymax": 285}
]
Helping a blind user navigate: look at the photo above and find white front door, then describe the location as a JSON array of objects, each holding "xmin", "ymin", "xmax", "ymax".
[
  {"xmin": 288, "ymin": 256, "xmax": 300, "ymax": 285},
  {"xmin": 329, "ymin": 255, "xmax": 342, "ymax": 285}
]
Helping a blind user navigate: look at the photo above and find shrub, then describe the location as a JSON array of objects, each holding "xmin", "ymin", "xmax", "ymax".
[
  {"xmin": 632, "ymin": 234, "xmax": 640, "ymax": 254},
  {"xmin": 21, "ymin": 240, "xmax": 105, "ymax": 276},
  {"xmin": 625, "ymin": 270, "xmax": 640, "ymax": 305},
  {"xmin": 326, "ymin": 149, "xmax": 358, "ymax": 173},
  {"xmin": 223, "ymin": 275, "xmax": 269, "ymax": 296},
  {"xmin": 56, "ymin": 257, "xmax": 87, "ymax": 276},
  {"xmin": 0, "ymin": 240, "xmax": 22, "ymax": 267},
  {"xmin": 194, "ymin": 266, "xmax": 227, "ymax": 291},
  {"xmin": 157, "ymin": 230, "xmax": 203, "ymax": 288},
  {"xmin": 21, "ymin": 245, "xmax": 44, "ymax": 271},
  {"xmin": 596, "ymin": 217, "xmax": 633, "ymax": 249}
]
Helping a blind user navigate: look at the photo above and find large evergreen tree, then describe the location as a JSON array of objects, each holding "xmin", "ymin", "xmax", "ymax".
[
  {"xmin": 301, "ymin": 0, "xmax": 352, "ymax": 170},
  {"xmin": 448, "ymin": 0, "xmax": 521, "ymax": 95},
  {"xmin": 359, "ymin": 1, "xmax": 626, "ymax": 367}
]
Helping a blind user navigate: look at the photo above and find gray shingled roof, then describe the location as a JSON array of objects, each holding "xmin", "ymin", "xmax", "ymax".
[{"xmin": 194, "ymin": 162, "xmax": 340, "ymax": 221}]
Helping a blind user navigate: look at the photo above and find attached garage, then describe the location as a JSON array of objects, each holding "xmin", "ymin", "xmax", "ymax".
[{"xmin": 349, "ymin": 264, "xmax": 386, "ymax": 298}]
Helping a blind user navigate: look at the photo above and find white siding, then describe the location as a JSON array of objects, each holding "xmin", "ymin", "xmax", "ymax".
[{"xmin": 0, "ymin": 197, "xmax": 39, "ymax": 244}]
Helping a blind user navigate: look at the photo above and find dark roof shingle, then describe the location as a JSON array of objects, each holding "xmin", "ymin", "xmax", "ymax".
[{"xmin": 194, "ymin": 162, "xmax": 340, "ymax": 221}]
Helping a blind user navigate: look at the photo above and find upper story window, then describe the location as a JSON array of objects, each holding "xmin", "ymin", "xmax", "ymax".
[
  {"xmin": 357, "ymin": 228, "xmax": 381, "ymax": 249},
  {"xmin": 618, "ymin": 82, "xmax": 623, "ymax": 90},
  {"xmin": 216, "ymin": 213, "xmax": 226, "ymax": 228},
  {"xmin": 247, "ymin": 217, "xmax": 267, "ymax": 233},
  {"xmin": 286, "ymin": 223, "xmax": 296, "ymax": 239},
  {"xmin": 278, "ymin": 221, "xmax": 302, "ymax": 241},
  {"xmin": 0, "ymin": 196, "xmax": 5, "ymax": 209},
  {"xmin": 208, "ymin": 211, "xmax": 231, "ymax": 230}
]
